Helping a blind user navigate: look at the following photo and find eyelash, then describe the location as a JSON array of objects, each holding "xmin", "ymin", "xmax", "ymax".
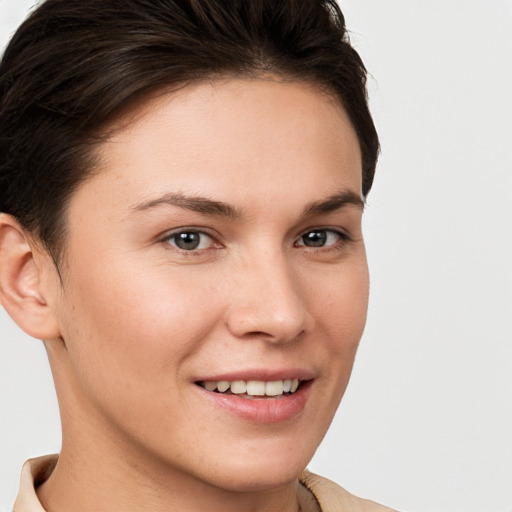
[{"xmin": 161, "ymin": 227, "xmax": 351, "ymax": 254}]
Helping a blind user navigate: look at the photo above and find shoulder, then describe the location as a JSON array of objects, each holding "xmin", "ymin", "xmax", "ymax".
[{"xmin": 300, "ymin": 470, "xmax": 399, "ymax": 512}]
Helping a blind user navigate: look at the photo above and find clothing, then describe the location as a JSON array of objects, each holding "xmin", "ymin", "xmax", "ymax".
[
  {"xmin": 14, "ymin": 455, "xmax": 397, "ymax": 512},
  {"xmin": 300, "ymin": 471, "xmax": 397, "ymax": 512}
]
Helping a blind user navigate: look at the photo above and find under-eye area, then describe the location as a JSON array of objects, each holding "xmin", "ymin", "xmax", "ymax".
[{"xmin": 196, "ymin": 379, "xmax": 308, "ymax": 398}]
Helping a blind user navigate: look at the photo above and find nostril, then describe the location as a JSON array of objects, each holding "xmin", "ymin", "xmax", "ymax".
[
  {"xmin": 243, "ymin": 330, "xmax": 274, "ymax": 339},
  {"xmin": 237, "ymin": 329, "xmax": 306, "ymax": 344}
]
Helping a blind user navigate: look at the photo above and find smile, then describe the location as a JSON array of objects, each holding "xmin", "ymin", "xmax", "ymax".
[{"xmin": 197, "ymin": 379, "xmax": 301, "ymax": 398}]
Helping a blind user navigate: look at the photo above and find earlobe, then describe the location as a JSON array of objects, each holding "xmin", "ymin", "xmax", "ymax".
[{"xmin": 0, "ymin": 214, "xmax": 61, "ymax": 340}]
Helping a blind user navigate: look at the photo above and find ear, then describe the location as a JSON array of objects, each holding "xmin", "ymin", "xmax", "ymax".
[{"xmin": 0, "ymin": 214, "xmax": 61, "ymax": 340}]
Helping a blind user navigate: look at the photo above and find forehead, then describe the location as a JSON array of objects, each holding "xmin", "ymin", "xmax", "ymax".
[{"xmin": 69, "ymin": 78, "xmax": 362, "ymax": 224}]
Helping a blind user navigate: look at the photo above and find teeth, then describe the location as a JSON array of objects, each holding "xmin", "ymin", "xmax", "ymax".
[
  {"xmin": 265, "ymin": 381, "xmax": 284, "ymax": 396},
  {"xmin": 200, "ymin": 379, "xmax": 302, "ymax": 397},
  {"xmin": 230, "ymin": 381, "xmax": 247, "ymax": 394},
  {"xmin": 246, "ymin": 381, "xmax": 266, "ymax": 396},
  {"xmin": 217, "ymin": 381, "xmax": 230, "ymax": 392},
  {"xmin": 204, "ymin": 381, "xmax": 217, "ymax": 391}
]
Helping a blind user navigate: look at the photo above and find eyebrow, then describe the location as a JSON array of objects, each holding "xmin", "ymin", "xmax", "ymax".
[
  {"xmin": 130, "ymin": 188, "xmax": 364, "ymax": 219},
  {"xmin": 131, "ymin": 192, "xmax": 242, "ymax": 219},
  {"xmin": 301, "ymin": 189, "xmax": 365, "ymax": 217}
]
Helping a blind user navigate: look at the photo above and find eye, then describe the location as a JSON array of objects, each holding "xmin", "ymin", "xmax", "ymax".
[
  {"xmin": 296, "ymin": 229, "xmax": 346, "ymax": 248},
  {"xmin": 165, "ymin": 230, "xmax": 215, "ymax": 251}
]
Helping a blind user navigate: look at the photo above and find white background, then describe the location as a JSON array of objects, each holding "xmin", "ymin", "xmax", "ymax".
[{"xmin": 1, "ymin": 1, "xmax": 511, "ymax": 511}]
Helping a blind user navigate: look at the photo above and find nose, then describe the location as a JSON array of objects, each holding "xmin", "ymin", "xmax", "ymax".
[{"xmin": 224, "ymin": 254, "xmax": 312, "ymax": 344}]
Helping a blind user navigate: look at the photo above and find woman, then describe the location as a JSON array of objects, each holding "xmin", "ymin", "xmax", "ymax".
[{"xmin": 0, "ymin": 1, "xmax": 396, "ymax": 510}]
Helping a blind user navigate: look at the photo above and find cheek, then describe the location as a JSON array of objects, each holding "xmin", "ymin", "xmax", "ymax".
[
  {"xmin": 57, "ymin": 257, "xmax": 223, "ymax": 403},
  {"xmin": 309, "ymin": 258, "xmax": 369, "ymax": 384},
  {"xmin": 313, "ymin": 257, "xmax": 369, "ymax": 337}
]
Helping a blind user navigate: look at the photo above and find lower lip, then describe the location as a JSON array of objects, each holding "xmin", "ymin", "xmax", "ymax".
[{"xmin": 196, "ymin": 381, "xmax": 313, "ymax": 424}]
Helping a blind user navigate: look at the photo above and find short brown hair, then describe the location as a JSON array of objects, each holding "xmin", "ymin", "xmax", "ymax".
[{"xmin": 0, "ymin": 0, "xmax": 379, "ymax": 264}]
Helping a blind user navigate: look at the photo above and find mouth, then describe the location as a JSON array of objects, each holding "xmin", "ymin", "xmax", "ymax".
[
  {"xmin": 194, "ymin": 376, "xmax": 313, "ymax": 423},
  {"xmin": 196, "ymin": 378, "xmax": 303, "ymax": 399}
]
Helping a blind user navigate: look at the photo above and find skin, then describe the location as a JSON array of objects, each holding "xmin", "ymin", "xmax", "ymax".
[{"xmin": 0, "ymin": 78, "xmax": 368, "ymax": 512}]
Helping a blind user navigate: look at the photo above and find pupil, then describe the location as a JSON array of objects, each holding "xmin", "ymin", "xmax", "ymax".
[
  {"xmin": 176, "ymin": 232, "xmax": 200, "ymax": 250},
  {"xmin": 303, "ymin": 230, "xmax": 326, "ymax": 247}
]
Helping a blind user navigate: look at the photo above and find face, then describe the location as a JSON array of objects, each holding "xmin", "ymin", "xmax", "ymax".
[{"xmin": 47, "ymin": 78, "xmax": 368, "ymax": 492}]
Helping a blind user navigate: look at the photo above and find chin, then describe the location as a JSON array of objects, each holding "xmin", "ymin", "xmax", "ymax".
[
  {"xmin": 206, "ymin": 463, "xmax": 306, "ymax": 493},
  {"xmin": 191, "ymin": 433, "xmax": 322, "ymax": 493}
]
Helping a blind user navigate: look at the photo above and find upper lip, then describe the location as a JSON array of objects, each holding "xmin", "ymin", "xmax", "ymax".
[{"xmin": 194, "ymin": 368, "xmax": 315, "ymax": 383}]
